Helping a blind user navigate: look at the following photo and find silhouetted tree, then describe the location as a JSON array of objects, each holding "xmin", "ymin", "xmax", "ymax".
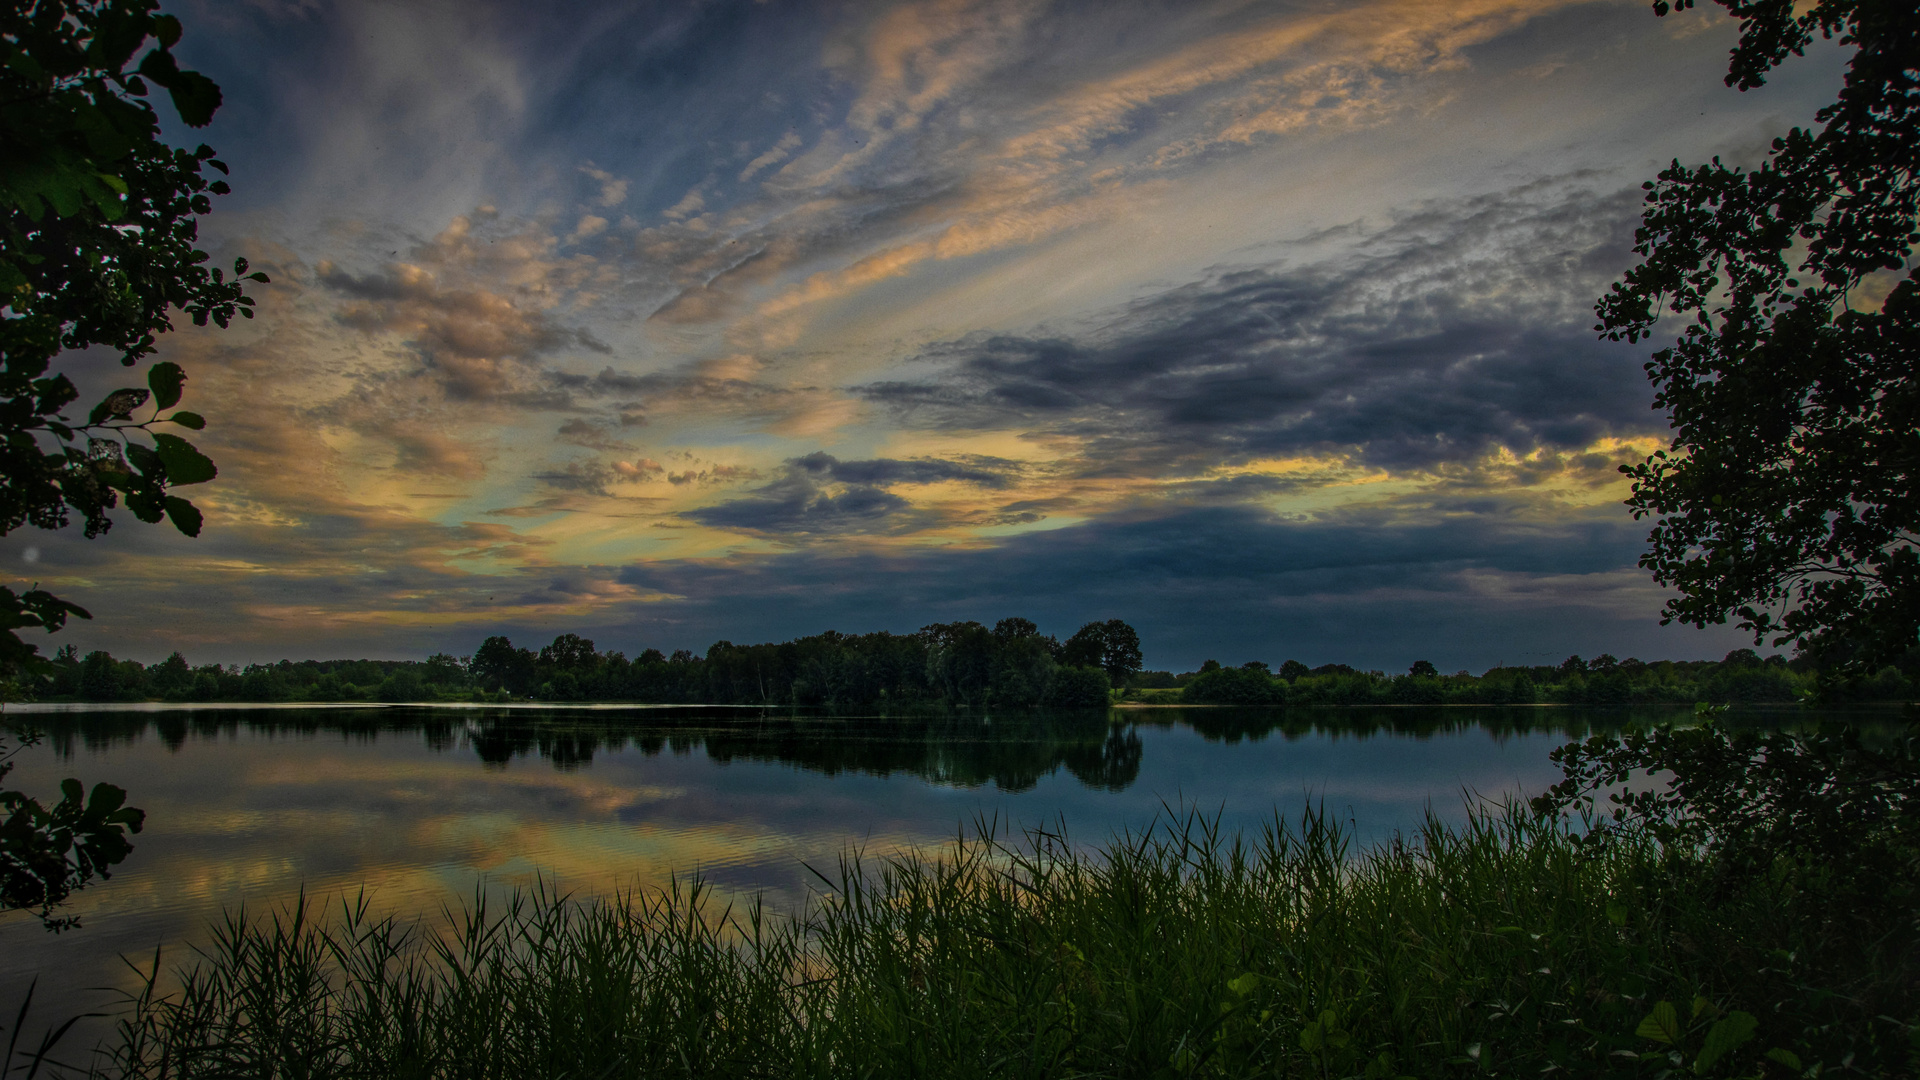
[
  {"xmin": 1599, "ymin": 0, "xmax": 1920, "ymax": 678},
  {"xmin": 1061, "ymin": 619, "xmax": 1143, "ymax": 685},
  {"xmin": 539, "ymin": 633, "xmax": 599, "ymax": 672},
  {"xmin": 1, "ymin": 0, "xmax": 261, "ymax": 673},
  {"xmin": 470, "ymin": 635, "xmax": 535, "ymax": 694}
]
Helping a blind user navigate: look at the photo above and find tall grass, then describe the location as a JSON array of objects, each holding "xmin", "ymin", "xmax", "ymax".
[{"xmin": 81, "ymin": 806, "xmax": 1917, "ymax": 1078}]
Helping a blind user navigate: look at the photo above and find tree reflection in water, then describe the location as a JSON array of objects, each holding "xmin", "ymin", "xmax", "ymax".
[{"xmin": 22, "ymin": 703, "xmax": 1710, "ymax": 797}]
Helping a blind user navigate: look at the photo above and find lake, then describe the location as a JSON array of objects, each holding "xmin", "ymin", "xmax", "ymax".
[{"xmin": 0, "ymin": 702, "xmax": 1708, "ymax": 1038}]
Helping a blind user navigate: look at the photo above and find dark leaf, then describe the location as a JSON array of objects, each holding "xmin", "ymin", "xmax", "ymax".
[
  {"xmin": 123, "ymin": 441, "xmax": 160, "ymax": 477},
  {"xmin": 150, "ymin": 433, "xmax": 216, "ymax": 485},
  {"xmin": 124, "ymin": 488, "xmax": 165, "ymax": 523},
  {"xmin": 147, "ymin": 361, "xmax": 185, "ymax": 410},
  {"xmin": 152, "ymin": 14, "xmax": 184, "ymax": 48},
  {"xmin": 162, "ymin": 495, "xmax": 203, "ymax": 537},
  {"xmin": 88, "ymin": 388, "xmax": 149, "ymax": 425},
  {"xmin": 165, "ymin": 70, "xmax": 221, "ymax": 128}
]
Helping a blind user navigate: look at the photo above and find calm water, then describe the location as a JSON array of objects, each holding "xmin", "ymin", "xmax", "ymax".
[{"xmin": 1, "ymin": 702, "xmax": 1703, "ymax": 1032}]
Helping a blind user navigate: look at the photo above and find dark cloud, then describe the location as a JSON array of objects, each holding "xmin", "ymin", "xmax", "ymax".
[
  {"xmin": 34, "ymin": 487, "xmax": 1750, "ymax": 673},
  {"xmin": 684, "ymin": 473, "xmax": 918, "ymax": 536},
  {"xmin": 319, "ymin": 262, "xmax": 607, "ymax": 357},
  {"xmin": 550, "ymin": 366, "xmax": 657, "ymax": 395},
  {"xmin": 315, "ymin": 261, "xmax": 610, "ymax": 407},
  {"xmin": 610, "ymin": 500, "xmax": 1752, "ymax": 671},
  {"xmin": 533, "ymin": 461, "xmax": 617, "ymax": 495},
  {"xmin": 556, "ymin": 418, "xmax": 633, "ymax": 450},
  {"xmin": 863, "ymin": 182, "xmax": 1655, "ymax": 477},
  {"xmin": 680, "ymin": 451, "xmax": 1014, "ymax": 538},
  {"xmin": 788, "ymin": 451, "xmax": 1016, "ymax": 489}
]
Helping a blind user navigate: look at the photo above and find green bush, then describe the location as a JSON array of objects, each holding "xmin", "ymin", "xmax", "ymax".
[
  {"xmin": 1182, "ymin": 666, "xmax": 1285, "ymax": 705},
  {"xmin": 375, "ymin": 670, "xmax": 426, "ymax": 703},
  {"xmin": 1044, "ymin": 665, "xmax": 1110, "ymax": 707}
]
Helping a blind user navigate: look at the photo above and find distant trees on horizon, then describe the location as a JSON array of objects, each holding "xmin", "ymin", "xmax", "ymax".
[
  {"xmin": 1175, "ymin": 650, "xmax": 1915, "ymax": 708},
  {"xmin": 36, "ymin": 617, "xmax": 1140, "ymax": 709},
  {"xmin": 30, "ymin": 623, "xmax": 1920, "ymax": 708}
]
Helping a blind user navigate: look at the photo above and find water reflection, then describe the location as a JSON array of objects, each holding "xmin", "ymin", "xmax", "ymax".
[
  {"xmin": 1, "ymin": 702, "xmax": 1723, "ymax": 1033},
  {"xmin": 23, "ymin": 702, "xmax": 1699, "ymax": 788}
]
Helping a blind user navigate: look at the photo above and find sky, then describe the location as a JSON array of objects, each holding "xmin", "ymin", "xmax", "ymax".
[{"xmin": 21, "ymin": 0, "xmax": 1849, "ymax": 672}]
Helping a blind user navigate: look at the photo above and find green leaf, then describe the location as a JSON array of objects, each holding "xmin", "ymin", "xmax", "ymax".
[
  {"xmin": 1764, "ymin": 1048, "xmax": 1802, "ymax": 1070},
  {"xmin": 1693, "ymin": 1012, "xmax": 1757, "ymax": 1073},
  {"xmin": 1299, "ymin": 1021, "xmax": 1323, "ymax": 1053},
  {"xmin": 1227, "ymin": 972, "xmax": 1260, "ymax": 997},
  {"xmin": 150, "ymin": 433, "xmax": 216, "ymax": 485},
  {"xmin": 165, "ymin": 410, "xmax": 205, "ymax": 430},
  {"xmin": 163, "ymin": 495, "xmax": 203, "ymax": 537},
  {"xmin": 1605, "ymin": 899, "xmax": 1629, "ymax": 926},
  {"xmin": 1636, "ymin": 1001, "xmax": 1682, "ymax": 1045},
  {"xmin": 147, "ymin": 361, "xmax": 185, "ymax": 409}
]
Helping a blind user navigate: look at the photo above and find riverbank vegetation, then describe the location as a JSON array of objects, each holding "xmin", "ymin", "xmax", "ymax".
[
  {"xmin": 27, "ymin": 618, "xmax": 1131, "ymax": 708},
  {"xmin": 30, "ymin": 623, "xmax": 1918, "ymax": 706},
  {"xmin": 72, "ymin": 788, "xmax": 1917, "ymax": 1079},
  {"xmin": 1171, "ymin": 650, "xmax": 1918, "ymax": 707}
]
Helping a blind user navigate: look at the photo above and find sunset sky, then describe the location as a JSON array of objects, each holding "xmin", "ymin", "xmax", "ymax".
[{"xmin": 24, "ymin": 0, "xmax": 1847, "ymax": 671}]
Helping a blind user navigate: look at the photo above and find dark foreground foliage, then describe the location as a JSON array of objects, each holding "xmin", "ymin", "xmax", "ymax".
[
  {"xmin": 44, "ymin": 794, "xmax": 1915, "ymax": 1080},
  {"xmin": 0, "ymin": 728, "xmax": 142, "ymax": 932}
]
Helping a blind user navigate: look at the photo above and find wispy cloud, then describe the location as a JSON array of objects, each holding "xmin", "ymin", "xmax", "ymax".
[
  {"xmin": 24, "ymin": 0, "xmax": 1806, "ymax": 665},
  {"xmin": 863, "ymin": 180, "xmax": 1652, "ymax": 478}
]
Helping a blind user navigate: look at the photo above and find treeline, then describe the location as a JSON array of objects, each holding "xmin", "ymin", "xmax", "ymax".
[
  {"xmin": 1171, "ymin": 650, "xmax": 1919, "ymax": 706},
  {"xmin": 35, "ymin": 624, "xmax": 1920, "ymax": 707},
  {"xmin": 34, "ymin": 617, "xmax": 1142, "ymax": 708}
]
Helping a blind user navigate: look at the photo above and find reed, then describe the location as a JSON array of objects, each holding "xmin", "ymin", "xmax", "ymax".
[{"xmin": 82, "ymin": 805, "xmax": 1916, "ymax": 1078}]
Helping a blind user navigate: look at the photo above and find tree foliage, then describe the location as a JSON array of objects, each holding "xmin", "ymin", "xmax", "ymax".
[
  {"xmin": 1536, "ymin": 714, "xmax": 1918, "ymax": 903},
  {"xmin": 1, "ymin": 0, "xmax": 248, "ymax": 931},
  {"xmin": 1182, "ymin": 662, "xmax": 1287, "ymax": 705},
  {"xmin": 0, "ymin": 726, "xmax": 143, "ymax": 930},
  {"xmin": 0, "ymin": 0, "xmax": 261, "ymax": 670},
  {"xmin": 1538, "ymin": 5, "xmax": 1920, "ymax": 1037},
  {"xmin": 1597, "ymin": 0, "xmax": 1920, "ymax": 677},
  {"xmin": 1059, "ymin": 619, "xmax": 1143, "ymax": 687}
]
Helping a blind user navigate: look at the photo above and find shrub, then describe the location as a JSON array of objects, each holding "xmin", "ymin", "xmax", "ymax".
[
  {"xmin": 1044, "ymin": 665, "xmax": 1110, "ymax": 707},
  {"xmin": 1182, "ymin": 665, "xmax": 1285, "ymax": 705}
]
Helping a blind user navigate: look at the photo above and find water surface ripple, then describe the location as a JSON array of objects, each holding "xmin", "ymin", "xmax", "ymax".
[{"xmin": 2, "ymin": 703, "xmax": 1709, "ymax": 1027}]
